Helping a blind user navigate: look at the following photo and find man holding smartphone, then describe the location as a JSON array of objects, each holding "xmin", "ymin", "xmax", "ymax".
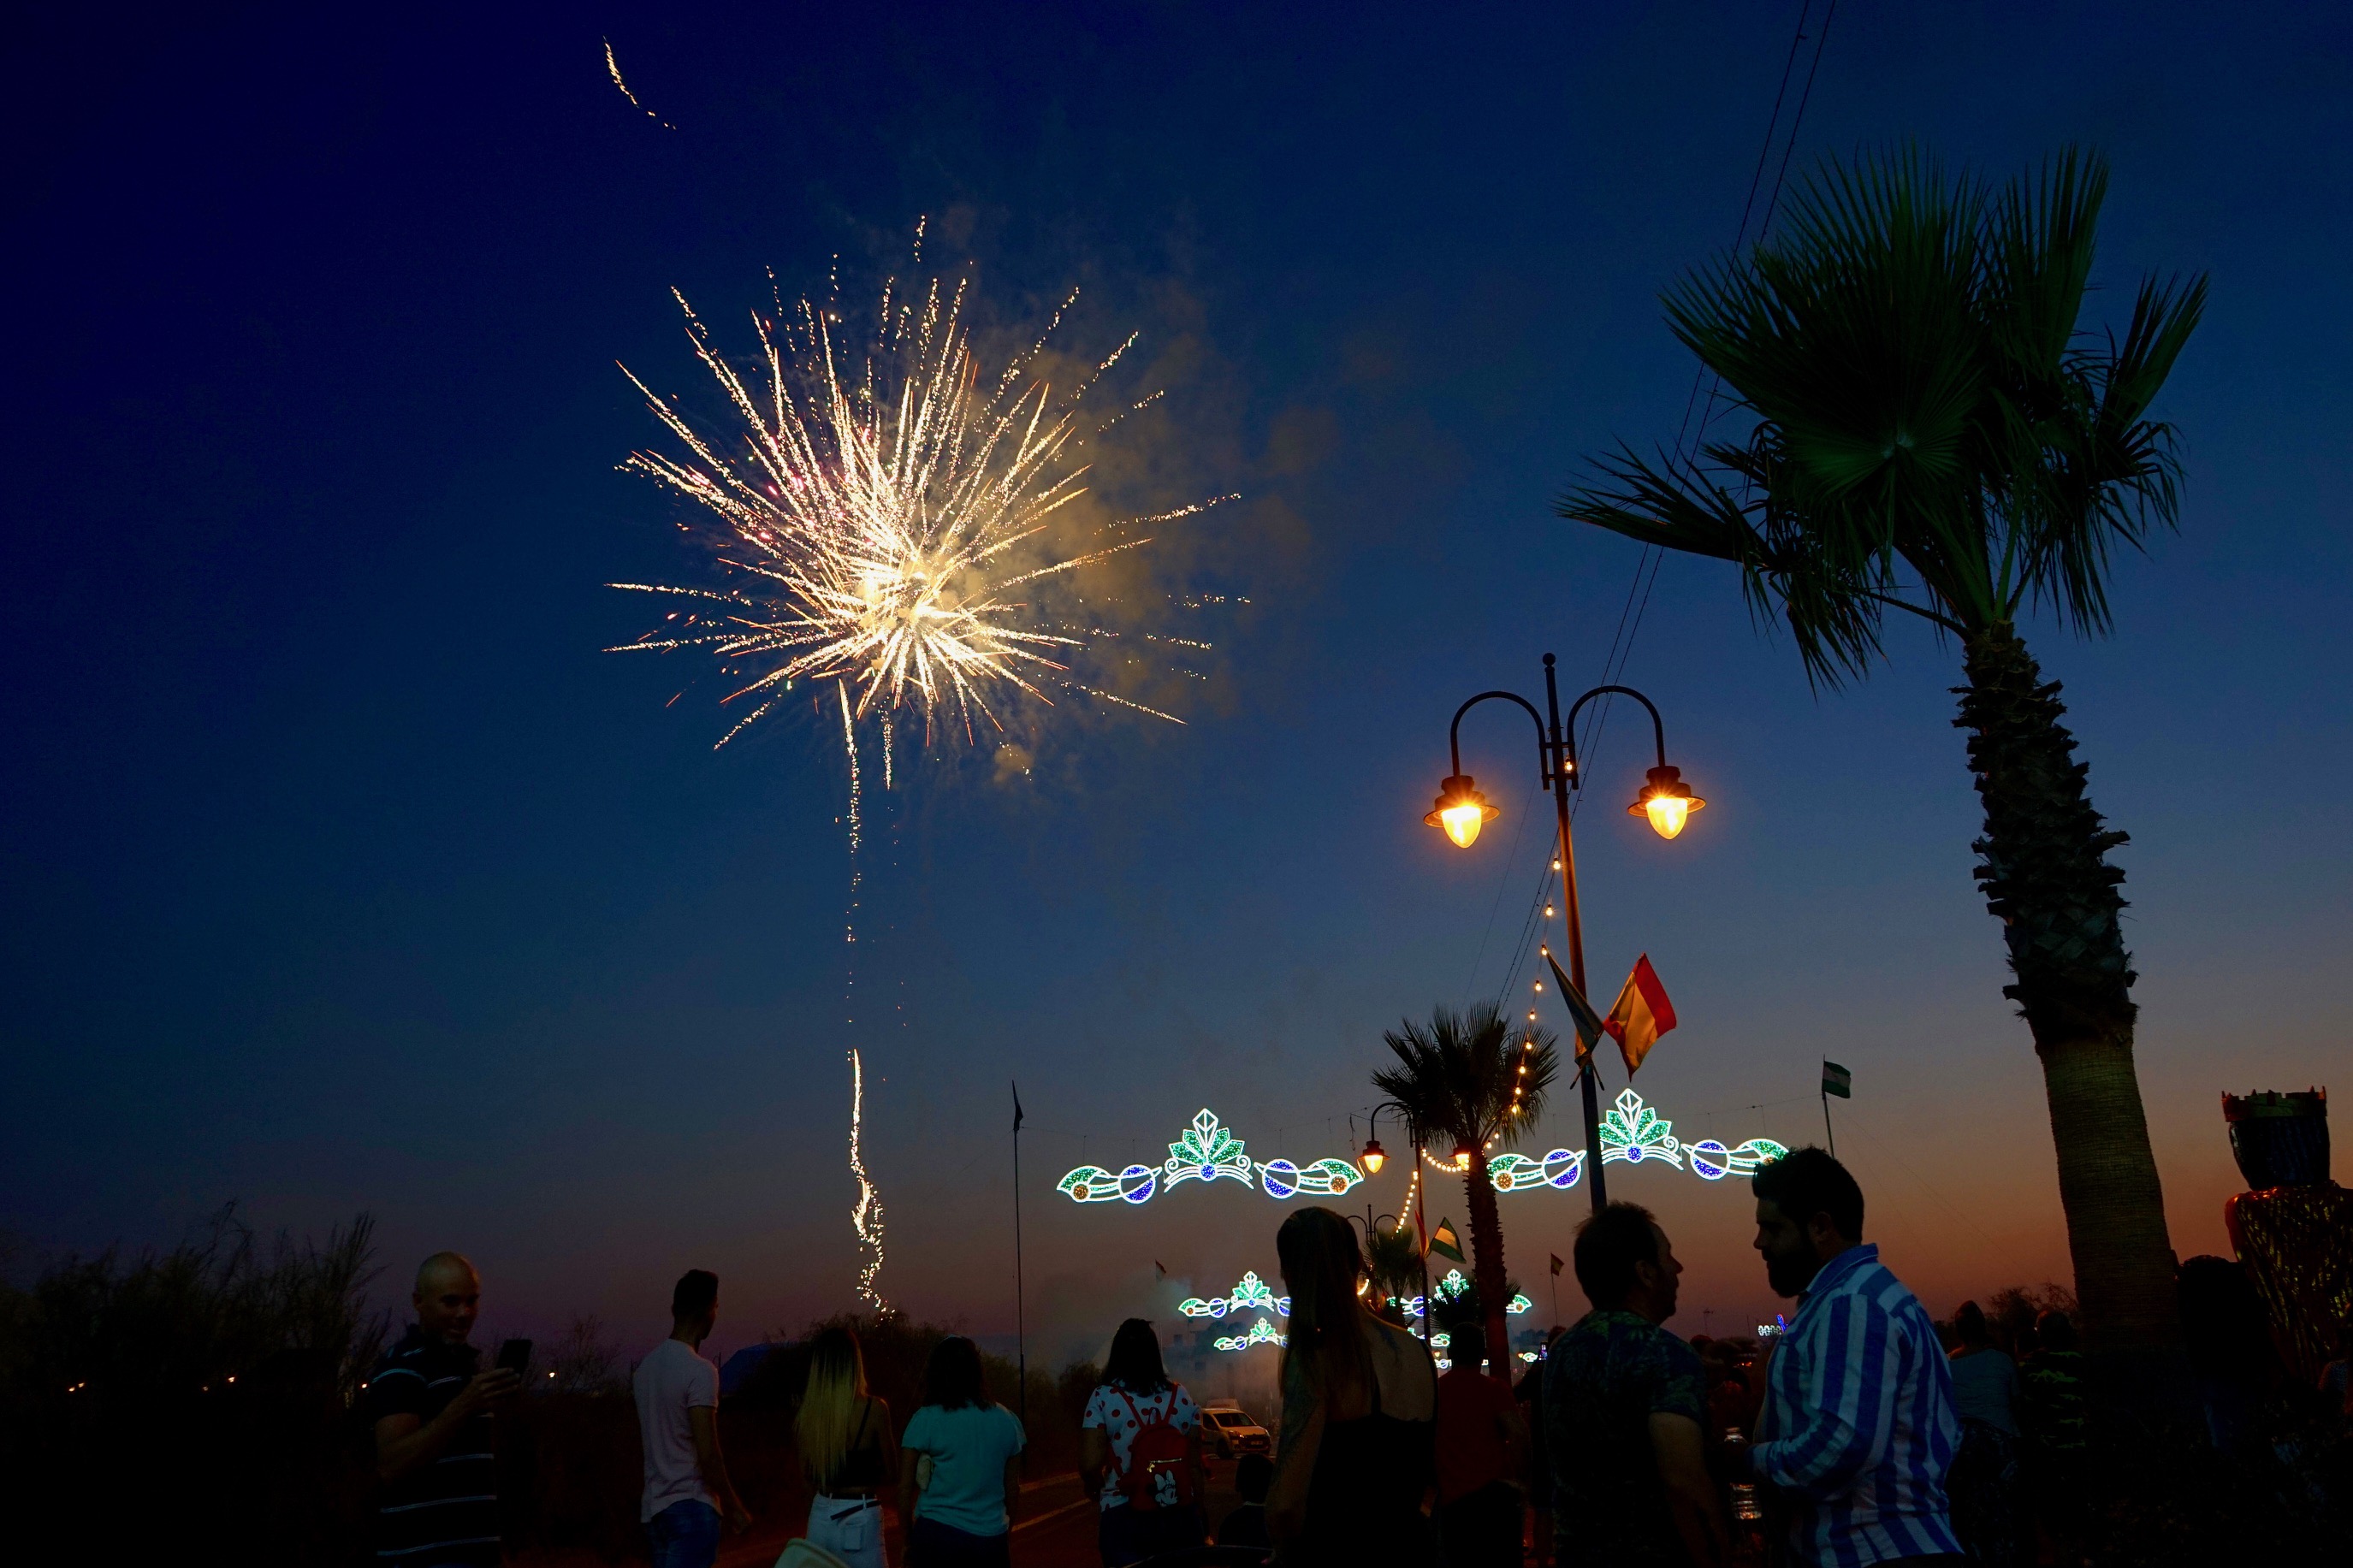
[{"xmin": 359, "ymin": 1251, "xmax": 520, "ymax": 1568}]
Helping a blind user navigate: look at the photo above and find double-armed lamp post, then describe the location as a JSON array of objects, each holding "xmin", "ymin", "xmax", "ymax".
[{"xmin": 1426, "ymin": 654, "xmax": 1704, "ymax": 1215}]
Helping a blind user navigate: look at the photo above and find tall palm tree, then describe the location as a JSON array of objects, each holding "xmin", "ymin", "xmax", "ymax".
[
  {"xmin": 1559, "ymin": 147, "xmax": 2206, "ymax": 1354},
  {"xmin": 1372, "ymin": 1003, "xmax": 1560, "ymax": 1375}
]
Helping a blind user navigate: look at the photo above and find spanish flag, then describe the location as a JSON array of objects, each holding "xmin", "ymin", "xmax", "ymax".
[{"xmin": 1603, "ymin": 955, "xmax": 1677, "ymax": 1076}]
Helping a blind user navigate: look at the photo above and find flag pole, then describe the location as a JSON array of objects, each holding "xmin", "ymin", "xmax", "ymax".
[
  {"xmin": 1414, "ymin": 1139, "xmax": 1431, "ymax": 1352},
  {"xmin": 1821, "ymin": 1074, "xmax": 1836, "ymax": 1160},
  {"xmin": 1011, "ymin": 1080, "xmax": 1028, "ymax": 1446}
]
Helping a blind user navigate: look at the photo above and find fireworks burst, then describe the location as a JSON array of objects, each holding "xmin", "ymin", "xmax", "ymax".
[
  {"xmin": 609, "ymin": 265, "xmax": 1233, "ymax": 755},
  {"xmin": 609, "ymin": 247, "xmax": 1235, "ymax": 1311}
]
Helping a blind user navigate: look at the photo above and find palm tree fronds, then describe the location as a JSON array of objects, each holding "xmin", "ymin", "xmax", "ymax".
[
  {"xmin": 1370, "ymin": 1002, "xmax": 1560, "ymax": 1152},
  {"xmin": 1565, "ymin": 143, "xmax": 2206, "ymax": 655}
]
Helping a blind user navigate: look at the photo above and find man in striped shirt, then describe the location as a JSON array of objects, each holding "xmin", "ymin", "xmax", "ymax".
[
  {"xmin": 1744, "ymin": 1149, "xmax": 1962, "ymax": 1567},
  {"xmin": 359, "ymin": 1252, "xmax": 519, "ymax": 1568}
]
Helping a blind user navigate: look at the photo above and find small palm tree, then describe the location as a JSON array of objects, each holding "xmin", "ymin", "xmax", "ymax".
[
  {"xmin": 1363, "ymin": 1222, "xmax": 1424, "ymax": 1324},
  {"xmin": 1372, "ymin": 1003, "xmax": 1559, "ymax": 1376},
  {"xmin": 1559, "ymin": 146, "xmax": 2205, "ymax": 1354}
]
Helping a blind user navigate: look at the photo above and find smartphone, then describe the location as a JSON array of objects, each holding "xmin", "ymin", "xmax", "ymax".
[{"xmin": 495, "ymin": 1338, "xmax": 533, "ymax": 1377}]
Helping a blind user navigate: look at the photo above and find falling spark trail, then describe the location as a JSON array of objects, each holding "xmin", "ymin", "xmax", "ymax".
[
  {"xmin": 602, "ymin": 38, "xmax": 676, "ymax": 128},
  {"xmin": 848, "ymin": 1048, "xmax": 886, "ymax": 1308}
]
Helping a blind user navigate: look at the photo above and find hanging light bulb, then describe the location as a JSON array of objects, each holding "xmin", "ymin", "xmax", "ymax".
[
  {"xmin": 1628, "ymin": 765, "xmax": 1705, "ymax": 840},
  {"xmin": 1425, "ymin": 774, "xmax": 1498, "ymax": 849}
]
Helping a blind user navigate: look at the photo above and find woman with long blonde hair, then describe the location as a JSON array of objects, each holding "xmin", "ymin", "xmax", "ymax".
[
  {"xmin": 798, "ymin": 1326, "xmax": 898, "ymax": 1568},
  {"xmin": 1266, "ymin": 1206, "xmax": 1437, "ymax": 1567}
]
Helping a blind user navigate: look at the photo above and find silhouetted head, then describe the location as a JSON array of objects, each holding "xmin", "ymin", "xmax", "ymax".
[
  {"xmin": 1235, "ymin": 1453, "xmax": 1274, "ymax": 1504},
  {"xmin": 1449, "ymin": 1320, "xmax": 1488, "ymax": 1370},
  {"xmin": 2035, "ymin": 1310, "xmax": 2077, "ymax": 1353},
  {"xmin": 673, "ymin": 1269, "xmax": 719, "ymax": 1334},
  {"xmin": 1575, "ymin": 1201, "xmax": 1683, "ymax": 1324},
  {"xmin": 1952, "ymin": 1300, "xmax": 1991, "ymax": 1350},
  {"xmin": 923, "ymin": 1335, "xmax": 988, "ymax": 1411},
  {"xmin": 1103, "ymin": 1318, "xmax": 1172, "ymax": 1394},
  {"xmin": 413, "ymin": 1252, "xmax": 480, "ymax": 1346},
  {"xmin": 1751, "ymin": 1147, "xmax": 1864, "ymax": 1298}
]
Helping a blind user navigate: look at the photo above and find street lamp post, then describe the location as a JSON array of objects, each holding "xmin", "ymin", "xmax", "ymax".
[{"xmin": 1426, "ymin": 654, "xmax": 1704, "ymax": 1215}]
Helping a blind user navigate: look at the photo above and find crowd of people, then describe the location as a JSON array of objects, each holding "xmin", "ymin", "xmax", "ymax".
[{"xmin": 352, "ymin": 1145, "xmax": 2346, "ymax": 1568}]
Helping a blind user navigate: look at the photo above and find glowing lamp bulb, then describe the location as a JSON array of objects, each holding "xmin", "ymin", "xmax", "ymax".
[
  {"xmin": 1630, "ymin": 765, "xmax": 1704, "ymax": 841},
  {"xmin": 1360, "ymin": 1138, "xmax": 1386, "ymax": 1175},
  {"xmin": 1425, "ymin": 774, "xmax": 1497, "ymax": 849}
]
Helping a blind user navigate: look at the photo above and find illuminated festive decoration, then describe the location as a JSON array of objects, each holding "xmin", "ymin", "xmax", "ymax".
[
  {"xmin": 1058, "ymin": 1109, "xmax": 1363, "ymax": 1206},
  {"xmin": 1482, "ymin": 1090, "xmax": 1787, "ymax": 1193},
  {"xmin": 1179, "ymin": 1271, "xmax": 1291, "ymax": 1320},
  {"xmin": 1486, "ymin": 1149, "xmax": 1585, "ymax": 1192},
  {"xmin": 1212, "ymin": 1317, "xmax": 1285, "ymax": 1351},
  {"xmin": 1398, "ymin": 1271, "xmax": 1533, "ymax": 1319}
]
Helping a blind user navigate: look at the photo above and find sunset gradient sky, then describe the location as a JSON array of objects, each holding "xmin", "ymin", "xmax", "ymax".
[{"xmin": 4, "ymin": 1, "xmax": 2347, "ymax": 1368}]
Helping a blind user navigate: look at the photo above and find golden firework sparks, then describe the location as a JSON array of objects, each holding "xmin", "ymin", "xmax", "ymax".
[{"xmin": 609, "ymin": 263, "xmax": 1233, "ymax": 754}]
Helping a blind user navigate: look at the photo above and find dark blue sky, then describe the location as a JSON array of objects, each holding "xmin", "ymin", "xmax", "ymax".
[{"xmin": 4, "ymin": 2, "xmax": 2348, "ymax": 1363}]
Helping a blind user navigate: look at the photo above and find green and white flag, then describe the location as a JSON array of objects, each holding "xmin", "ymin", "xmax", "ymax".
[{"xmin": 1822, "ymin": 1060, "xmax": 1852, "ymax": 1099}]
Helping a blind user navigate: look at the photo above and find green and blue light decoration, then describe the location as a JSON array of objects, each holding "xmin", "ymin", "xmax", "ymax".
[
  {"xmin": 1179, "ymin": 1270, "xmax": 1290, "ymax": 1321},
  {"xmin": 1213, "ymin": 1319, "xmax": 1286, "ymax": 1351},
  {"xmin": 1180, "ymin": 1272, "xmax": 1291, "ymax": 1352},
  {"xmin": 1059, "ymin": 1094, "xmax": 1784, "ymax": 1209},
  {"xmin": 1058, "ymin": 1109, "xmax": 1364, "ymax": 1205},
  {"xmin": 1390, "ymin": 1269, "xmax": 1535, "ymax": 1322},
  {"xmin": 1485, "ymin": 1090, "xmax": 1787, "ymax": 1193}
]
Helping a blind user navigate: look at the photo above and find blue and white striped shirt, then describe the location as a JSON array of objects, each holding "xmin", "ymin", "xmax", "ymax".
[{"xmin": 1754, "ymin": 1244, "xmax": 1960, "ymax": 1567}]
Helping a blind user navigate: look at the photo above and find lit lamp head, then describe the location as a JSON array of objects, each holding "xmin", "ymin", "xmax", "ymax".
[
  {"xmin": 1425, "ymin": 774, "xmax": 1498, "ymax": 849},
  {"xmin": 1359, "ymin": 1137, "xmax": 1386, "ymax": 1175},
  {"xmin": 1629, "ymin": 765, "xmax": 1704, "ymax": 840}
]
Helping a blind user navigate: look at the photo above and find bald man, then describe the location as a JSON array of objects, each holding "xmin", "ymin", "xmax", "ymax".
[{"xmin": 356, "ymin": 1253, "xmax": 521, "ymax": 1568}]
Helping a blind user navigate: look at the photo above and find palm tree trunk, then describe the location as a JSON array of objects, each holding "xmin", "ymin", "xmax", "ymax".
[
  {"xmin": 1463, "ymin": 1155, "xmax": 1513, "ymax": 1380},
  {"xmin": 1958, "ymin": 624, "xmax": 2178, "ymax": 1354}
]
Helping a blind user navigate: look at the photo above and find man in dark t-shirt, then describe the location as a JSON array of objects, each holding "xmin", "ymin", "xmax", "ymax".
[
  {"xmin": 1544, "ymin": 1204, "xmax": 1725, "ymax": 1568},
  {"xmin": 357, "ymin": 1252, "xmax": 519, "ymax": 1568}
]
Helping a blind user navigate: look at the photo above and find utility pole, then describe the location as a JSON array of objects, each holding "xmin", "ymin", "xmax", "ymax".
[{"xmin": 1011, "ymin": 1081, "xmax": 1027, "ymax": 1446}]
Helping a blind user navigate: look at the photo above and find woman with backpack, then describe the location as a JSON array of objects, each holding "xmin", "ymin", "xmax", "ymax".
[
  {"xmin": 1079, "ymin": 1318, "xmax": 1207, "ymax": 1567},
  {"xmin": 797, "ymin": 1326, "xmax": 898, "ymax": 1568}
]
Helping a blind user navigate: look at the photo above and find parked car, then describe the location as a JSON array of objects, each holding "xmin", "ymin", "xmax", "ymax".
[{"xmin": 1199, "ymin": 1402, "xmax": 1271, "ymax": 1459}]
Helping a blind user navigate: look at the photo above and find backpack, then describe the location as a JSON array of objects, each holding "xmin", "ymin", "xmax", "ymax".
[{"xmin": 1116, "ymin": 1389, "xmax": 1195, "ymax": 1512}]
